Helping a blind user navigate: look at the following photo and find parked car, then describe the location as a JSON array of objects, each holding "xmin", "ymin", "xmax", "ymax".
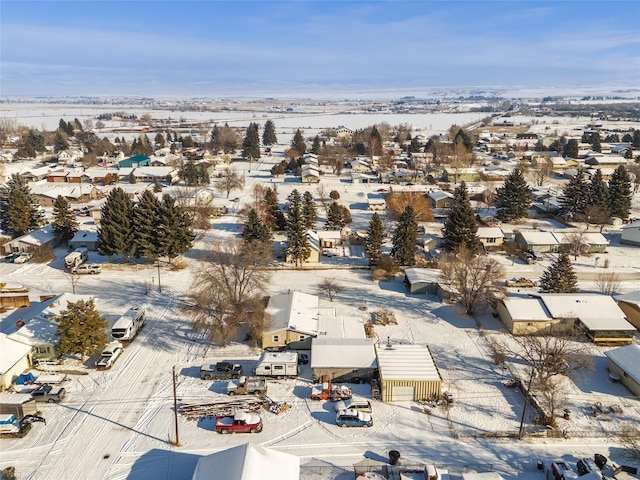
[
  {"xmin": 334, "ymin": 399, "xmax": 373, "ymax": 413},
  {"xmin": 30, "ymin": 384, "xmax": 66, "ymax": 403},
  {"xmin": 200, "ymin": 362, "xmax": 243, "ymax": 380},
  {"xmin": 335, "ymin": 408, "xmax": 373, "ymax": 428},
  {"xmin": 95, "ymin": 341, "xmax": 124, "ymax": 370},
  {"xmin": 215, "ymin": 411, "xmax": 263, "ymax": 434},
  {"xmin": 13, "ymin": 252, "xmax": 33, "ymax": 264},
  {"xmin": 298, "ymin": 353, "xmax": 309, "ymax": 365},
  {"xmin": 74, "ymin": 264, "xmax": 102, "ymax": 274},
  {"xmin": 576, "ymin": 458, "xmax": 599, "ymax": 476},
  {"xmin": 1, "ymin": 253, "xmax": 19, "ymax": 263},
  {"xmin": 505, "ymin": 277, "xmax": 535, "ymax": 288}
]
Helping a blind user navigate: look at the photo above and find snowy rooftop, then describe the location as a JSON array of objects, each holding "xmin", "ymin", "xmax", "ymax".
[
  {"xmin": 615, "ymin": 290, "xmax": 640, "ymax": 307},
  {"xmin": 317, "ymin": 315, "xmax": 366, "ymax": 339},
  {"xmin": 516, "ymin": 231, "xmax": 557, "ymax": 244},
  {"xmin": 191, "ymin": 443, "xmax": 299, "ymax": 480},
  {"xmin": 0, "ymin": 333, "xmax": 32, "ymax": 374},
  {"xmin": 375, "ymin": 344, "xmax": 441, "ymax": 381},
  {"xmin": 502, "ymin": 298, "xmax": 551, "ymax": 321},
  {"xmin": 311, "ymin": 337, "xmax": 377, "ymax": 369},
  {"xmin": 404, "ymin": 268, "xmax": 440, "ymax": 285},
  {"xmin": 265, "ymin": 291, "xmax": 320, "ymax": 335},
  {"xmin": 604, "ymin": 344, "xmax": 640, "ymax": 385},
  {"xmin": 477, "ymin": 227, "xmax": 504, "ymax": 239},
  {"xmin": 7, "ymin": 316, "xmax": 59, "ymax": 346},
  {"xmin": 539, "ymin": 294, "xmax": 633, "ymax": 331}
]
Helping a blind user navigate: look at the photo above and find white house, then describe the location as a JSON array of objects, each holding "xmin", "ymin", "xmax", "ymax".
[
  {"xmin": 621, "ymin": 220, "xmax": 640, "ymax": 246},
  {"xmin": 0, "ymin": 333, "xmax": 32, "ymax": 391}
]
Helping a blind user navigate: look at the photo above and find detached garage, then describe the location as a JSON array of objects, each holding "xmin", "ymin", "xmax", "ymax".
[
  {"xmin": 375, "ymin": 343, "xmax": 442, "ymax": 402},
  {"xmin": 604, "ymin": 344, "xmax": 640, "ymax": 397},
  {"xmin": 404, "ymin": 268, "xmax": 440, "ymax": 295}
]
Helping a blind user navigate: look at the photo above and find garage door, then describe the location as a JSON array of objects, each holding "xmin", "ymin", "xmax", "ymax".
[{"xmin": 391, "ymin": 386, "xmax": 415, "ymax": 402}]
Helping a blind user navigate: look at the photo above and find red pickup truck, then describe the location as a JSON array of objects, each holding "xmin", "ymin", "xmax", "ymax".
[{"xmin": 215, "ymin": 411, "xmax": 263, "ymax": 434}]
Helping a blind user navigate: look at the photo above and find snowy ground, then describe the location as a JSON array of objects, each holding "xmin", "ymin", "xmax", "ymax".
[{"xmin": 1, "ymin": 113, "xmax": 640, "ymax": 479}]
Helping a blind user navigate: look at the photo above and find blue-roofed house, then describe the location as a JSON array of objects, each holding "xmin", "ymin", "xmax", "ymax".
[{"xmin": 118, "ymin": 155, "xmax": 150, "ymax": 168}]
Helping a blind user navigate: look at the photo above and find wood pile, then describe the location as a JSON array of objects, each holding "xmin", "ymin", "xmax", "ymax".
[{"xmin": 179, "ymin": 398, "xmax": 266, "ymax": 421}]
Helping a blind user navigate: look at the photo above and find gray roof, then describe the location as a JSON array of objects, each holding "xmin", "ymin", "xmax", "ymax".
[
  {"xmin": 376, "ymin": 344, "xmax": 441, "ymax": 382},
  {"xmin": 605, "ymin": 344, "xmax": 640, "ymax": 385}
]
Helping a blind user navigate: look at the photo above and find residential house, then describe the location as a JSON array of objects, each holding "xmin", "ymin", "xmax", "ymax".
[
  {"xmin": 513, "ymin": 231, "xmax": 559, "ymax": 253},
  {"xmin": 57, "ymin": 148, "xmax": 84, "ymax": 163},
  {"xmin": 301, "ymin": 164, "xmax": 320, "ymax": 184},
  {"xmin": 118, "ymin": 155, "xmax": 150, "ymax": 168},
  {"xmin": 335, "ymin": 126, "xmax": 354, "ymax": 138},
  {"xmin": 615, "ymin": 291, "xmax": 640, "ymax": 330},
  {"xmin": 0, "ymin": 333, "xmax": 32, "ymax": 391},
  {"xmin": 317, "ymin": 230, "xmax": 342, "ymax": 249},
  {"xmin": 477, "ymin": 227, "xmax": 504, "ymax": 251},
  {"xmin": 584, "ymin": 153, "xmax": 628, "ymax": 167},
  {"xmin": 403, "ymin": 268, "xmax": 440, "ymax": 295},
  {"xmin": 621, "ymin": 220, "xmax": 640, "ymax": 246},
  {"xmin": 68, "ymin": 228, "xmax": 99, "ymax": 251},
  {"xmin": 285, "ymin": 230, "xmax": 320, "ymax": 264},
  {"xmin": 130, "ymin": 166, "xmax": 174, "ymax": 183},
  {"xmin": 21, "ymin": 165, "xmax": 53, "ymax": 182},
  {"xmin": 3, "ymin": 226, "xmax": 57, "ymax": 254},
  {"xmin": 496, "ymin": 297, "xmax": 557, "ymax": 335},
  {"xmin": 552, "ymin": 232, "xmax": 609, "ymax": 254},
  {"xmin": 350, "ymin": 159, "xmax": 372, "ymax": 173},
  {"xmin": 375, "ymin": 343, "xmax": 442, "ymax": 402},
  {"xmin": 428, "ymin": 190, "xmax": 454, "ymax": 209},
  {"xmin": 367, "ymin": 193, "xmax": 386, "ymax": 211},
  {"xmin": 604, "ymin": 344, "xmax": 640, "ymax": 397}
]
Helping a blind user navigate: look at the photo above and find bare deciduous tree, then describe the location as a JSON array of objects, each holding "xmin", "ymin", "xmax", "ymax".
[
  {"xmin": 530, "ymin": 157, "xmax": 553, "ymax": 187},
  {"xmin": 66, "ymin": 271, "xmax": 80, "ymax": 295},
  {"xmin": 596, "ymin": 271, "xmax": 621, "ymax": 295},
  {"xmin": 214, "ymin": 168, "xmax": 244, "ymax": 199},
  {"xmin": 619, "ymin": 423, "xmax": 640, "ymax": 462},
  {"xmin": 318, "ymin": 278, "xmax": 344, "ymax": 302},
  {"xmin": 182, "ymin": 240, "xmax": 271, "ymax": 347},
  {"xmin": 496, "ymin": 329, "xmax": 593, "ymax": 426},
  {"xmin": 386, "ymin": 191, "xmax": 434, "ymax": 222},
  {"xmin": 564, "ymin": 231, "xmax": 589, "ymax": 260},
  {"xmin": 440, "ymin": 246, "xmax": 506, "ymax": 315}
]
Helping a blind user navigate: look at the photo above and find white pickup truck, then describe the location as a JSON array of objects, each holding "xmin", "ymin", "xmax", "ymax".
[{"xmin": 74, "ymin": 264, "xmax": 102, "ymax": 274}]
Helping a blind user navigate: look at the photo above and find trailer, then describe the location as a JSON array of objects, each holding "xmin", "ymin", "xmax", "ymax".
[
  {"xmin": 255, "ymin": 352, "xmax": 298, "ymax": 378},
  {"xmin": 0, "ymin": 393, "xmax": 39, "ymax": 418},
  {"xmin": 64, "ymin": 248, "xmax": 88, "ymax": 271},
  {"xmin": 111, "ymin": 307, "xmax": 146, "ymax": 343},
  {"xmin": 0, "ymin": 414, "xmax": 46, "ymax": 438}
]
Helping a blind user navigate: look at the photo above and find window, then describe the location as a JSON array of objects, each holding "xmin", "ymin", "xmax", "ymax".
[
  {"xmin": 487, "ymin": 237, "xmax": 496, "ymax": 243},
  {"xmin": 272, "ymin": 335, "xmax": 279, "ymax": 342},
  {"xmin": 299, "ymin": 335, "xmax": 306, "ymax": 341},
  {"xmin": 444, "ymin": 202, "xmax": 451, "ymax": 208},
  {"xmin": 274, "ymin": 365, "xmax": 284, "ymax": 371}
]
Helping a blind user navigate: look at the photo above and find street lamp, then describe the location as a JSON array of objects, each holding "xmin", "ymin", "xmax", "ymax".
[{"xmin": 518, "ymin": 367, "xmax": 536, "ymax": 440}]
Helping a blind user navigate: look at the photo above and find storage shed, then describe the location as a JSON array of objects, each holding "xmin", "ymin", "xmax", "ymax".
[
  {"xmin": 0, "ymin": 393, "xmax": 38, "ymax": 417},
  {"xmin": 496, "ymin": 298, "xmax": 557, "ymax": 335},
  {"xmin": 0, "ymin": 334, "xmax": 32, "ymax": 391},
  {"xmin": 375, "ymin": 343, "xmax": 442, "ymax": 402},
  {"xmin": 404, "ymin": 268, "xmax": 440, "ymax": 295},
  {"xmin": 604, "ymin": 344, "xmax": 640, "ymax": 397}
]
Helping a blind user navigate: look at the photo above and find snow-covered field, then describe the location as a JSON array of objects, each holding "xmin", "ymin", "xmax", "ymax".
[{"xmin": 1, "ymin": 111, "xmax": 640, "ymax": 480}]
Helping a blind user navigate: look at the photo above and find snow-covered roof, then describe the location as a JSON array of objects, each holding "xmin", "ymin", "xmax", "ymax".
[
  {"xmin": 317, "ymin": 315, "xmax": 366, "ymax": 339},
  {"xmin": 428, "ymin": 190, "xmax": 453, "ymax": 201},
  {"xmin": 551, "ymin": 232, "xmax": 609, "ymax": 245},
  {"xmin": 477, "ymin": 227, "xmax": 504, "ymax": 239},
  {"xmin": 376, "ymin": 344, "xmax": 442, "ymax": 382},
  {"xmin": 317, "ymin": 230, "xmax": 342, "ymax": 241},
  {"xmin": 605, "ymin": 344, "xmax": 640, "ymax": 385},
  {"xmin": 265, "ymin": 291, "xmax": 320, "ymax": 335},
  {"xmin": 501, "ymin": 298, "xmax": 551, "ymax": 321},
  {"xmin": 70, "ymin": 229, "xmax": 98, "ymax": 243},
  {"xmin": 133, "ymin": 166, "xmax": 173, "ymax": 177},
  {"xmin": 516, "ymin": 231, "xmax": 558, "ymax": 245},
  {"xmin": 6, "ymin": 225, "xmax": 56, "ymax": 248},
  {"xmin": 615, "ymin": 290, "xmax": 640, "ymax": 307},
  {"xmin": 540, "ymin": 294, "xmax": 633, "ymax": 331},
  {"xmin": 621, "ymin": 220, "xmax": 640, "ymax": 230},
  {"xmin": 0, "ymin": 333, "xmax": 32, "ymax": 374},
  {"xmin": 191, "ymin": 443, "xmax": 299, "ymax": 480},
  {"xmin": 311, "ymin": 337, "xmax": 377, "ymax": 369},
  {"xmin": 8, "ymin": 316, "xmax": 59, "ymax": 347},
  {"xmin": 404, "ymin": 268, "xmax": 440, "ymax": 285}
]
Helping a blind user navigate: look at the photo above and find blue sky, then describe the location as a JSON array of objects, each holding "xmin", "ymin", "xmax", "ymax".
[{"xmin": 1, "ymin": 1, "xmax": 639, "ymax": 97}]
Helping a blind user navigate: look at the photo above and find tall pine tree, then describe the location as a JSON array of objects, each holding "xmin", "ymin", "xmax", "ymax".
[
  {"xmin": 286, "ymin": 189, "xmax": 310, "ymax": 266},
  {"xmin": 157, "ymin": 194, "xmax": 194, "ymax": 263},
  {"xmin": 588, "ymin": 168, "xmax": 610, "ymax": 210},
  {"xmin": 291, "ymin": 129, "xmax": 306, "ymax": 158},
  {"xmin": 264, "ymin": 188, "xmax": 286, "ymax": 231},
  {"xmin": 262, "ymin": 119, "xmax": 277, "ymax": 146},
  {"xmin": 364, "ymin": 212, "xmax": 385, "ymax": 266},
  {"xmin": 608, "ymin": 165, "xmax": 632, "ymax": 220},
  {"xmin": 560, "ymin": 168, "xmax": 589, "ymax": 220},
  {"xmin": 495, "ymin": 168, "xmax": 531, "ymax": 222},
  {"xmin": 539, "ymin": 252, "xmax": 579, "ymax": 293},
  {"xmin": 391, "ymin": 205, "xmax": 418, "ymax": 266},
  {"xmin": 442, "ymin": 181, "xmax": 479, "ymax": 253},
  {"xmin": 57, "ymin": 299, "xmax": 108, "ymax": 360},
  {"xmin": 302, "ymin": 191, "xmax": 317, "ymax": 230},
  {"xmin": 242, "ymin": 208, "xmax": 272, "ymax": 245},
  {"xmin": 132, "ymin": 190, "xmax": 161, "ymax": 259},
  {"xmin": 52, "ymin": 195, "xmax": 79, "ymax": 245},
  {"xmin": 97, "ymin": 187, "xmax": 134, "ymax": 262},
  {"xmin": 0, "ymin": 174, "xmax": 44, "ymax": 237},
  {"xmin": 242, "ymin": 122, "xmax": 261, "ymax": 169}
]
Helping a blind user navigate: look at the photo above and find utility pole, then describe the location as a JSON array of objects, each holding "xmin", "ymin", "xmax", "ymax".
[
  {"xmin": 518, "ymin": 367, "xmax": 536, "ymax": 440},
  {"xmin": 172, "ymin": 365, "xmax": 180, "ymax": 446},
  {"xmin": 157, "ymin": 261, "xmax": 162, "ymax": 293}
]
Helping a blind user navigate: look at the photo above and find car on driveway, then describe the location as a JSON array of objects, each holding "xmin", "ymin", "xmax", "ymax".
[
  {"xmin": 336, "ymin": 408, "xmax": 373, "ymax": 428},
  {"xmin": 505, "ymin": 277, "xmax": 536, "ymax": 288},
  {"xmin": 1, "ymin": 253, "xmax": 19, "ymax": 263},
  {"xmin": 30, "ymin": 384, "xmax": 66, "ymax": 403},
  {"xmin": 13, "ymin": 252, "xmax": 33, "ymax": 264},
  {"xmin": 334, "ymin": 399, "xmax": 373, "ymax": 413},
  {"xmin": 74, "ymin": 264, "xmax": 102, "ymax": 274}
]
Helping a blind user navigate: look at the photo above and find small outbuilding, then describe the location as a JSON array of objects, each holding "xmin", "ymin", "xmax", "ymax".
[
  {"xmin": 496, "ymin": 298, "xmax": 556, "ymax": 335},
  {"xmin": 604, "ymin": 344, "xmax": 640, "ymax": 397},
  {"xmin": 621, "ymin": 220, "xmax": 640, "ymax": 246},
  {"xmin": 404, "ymin": 268, "xmax": 440, "ymax": 295},
  {"xmin": 615, "ymin": 291, "xmax": 640, "ymax": 330},
  {"xmin": 375, "ymin": 343, "xmax": 442, "ymax": 402},
  {"xmin": 0, "ymin": 333, "xmax": 32, "ymax": 391}
]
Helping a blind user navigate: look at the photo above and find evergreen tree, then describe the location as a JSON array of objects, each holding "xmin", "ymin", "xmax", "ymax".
[
  {"xmin": 57, "ymin": 299, "xmax": 108, "ymax": 360},
  {"xmin": 54, "ymin": 131, "xmax": 69, "ymax": 153},
  {"xmin": 157, "ymin": 194, "xmax": 194, "ymax": 263},
  {"xmin": 562, "ymin": 138, "xmax": 579, "ymax": 158},
  {"xmin": 242, "ymin": 122, "xmax": 261, "ymax": 167},
  {"xmin": 591, "ymin": 132, "xmax": 601, "ymax": 153},
  {"xmin": 560, "ymin": 168, "xmax": 590, "ymax": 220},
  {"xmin": 302, "ymin": 191, "xmax": 317, "ymax": 230},
  {"xmin": 588, "ymin": 168, "xmax": 610, "ymax": 210},
  {"xmin": 97, "ymin": 187, "xmax": 134, "ymax": 262},
  {"xmin": 495, "ymin": 168, "xmax": 531, "ymax": 222},
  {"xmin": 179, "ymin": 159, "xmax": 200, "ymax": 186},
  {"xmin": 310, "ymin": 135, "xmax": 321, "ymax": 155},
  {"xmin": 364, "ymin": 212, "xmax": 385, "ymax": 266},
  {"xmin": 0, "ymin": 174, "xmax": 43, "ymax": 237},
  {"xmin": 132, "ymin": 190, "xmax": 161, "ymax": 259},
  {"xmin": 52, "ymin": 195, "xmax": 79, "ymax": 245},
  {"xmin": 74, "ymin": 118, "xmax": 83, "ymax": 131},
  {"xmin": 262, "ymin": 119, "xmax": 277, "ymax": 146},
  {"xmin": 608, "ymin": 165, "xmax": 632, "ymax": 220},
  {"xmin": 286, "ymin": 189, "xmax": 310, "ymax": 266},
  {"xmin": 409, "ymin": 137, "xmax": 422, "ymax": 153},
  {"xmin": 625, "ymin": 147, "xmax": 634, "ymax": 160},
  {"xmin": 242, "ymin": 208, "xmax": 272, "ymax": 244},
  {"xmin": 154, "ymin": 133, "xmax": 166, "ymax": 148},
  {"xmin": 129, "ymin": 172, "xmax": 137, "ymax": 184},
  {"xmin": 442, "ymin": 181, "xmax": 479, "ymax": 253},
  {"xmin": 370, "ymin": 125, "xmax": 383, "ymax": 156},
  {"xmin": 264, "ymin": 188, "xmax": 286, "ymax": 231},
  {"xmin": 453, "ymin": 128, "xmax": 474, "ymax": 152},
  {"xmin": 633, "ymin": 130, "xmax": 640, "ymax": 149},
  {"xmin": 291, "ymin": 129, "xmax": 306, "ymax": 158},
  {"xmin": 325, "ymin": 201, "xmax": 345, "ymax": 230},
  {"xmin": 391, "ymin": 205, "xmax": 418, "ymax": 266},
  {"xmin": 210, "ymin": 125, "xmax": 222, "ymax": 152},
  {"xmin": 25, "ymin": 129, "xmax": 46, "ymax": 152},
  {"xmin": 539, "ymin": 252, "xmax": 579, "ymax": 293}
]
